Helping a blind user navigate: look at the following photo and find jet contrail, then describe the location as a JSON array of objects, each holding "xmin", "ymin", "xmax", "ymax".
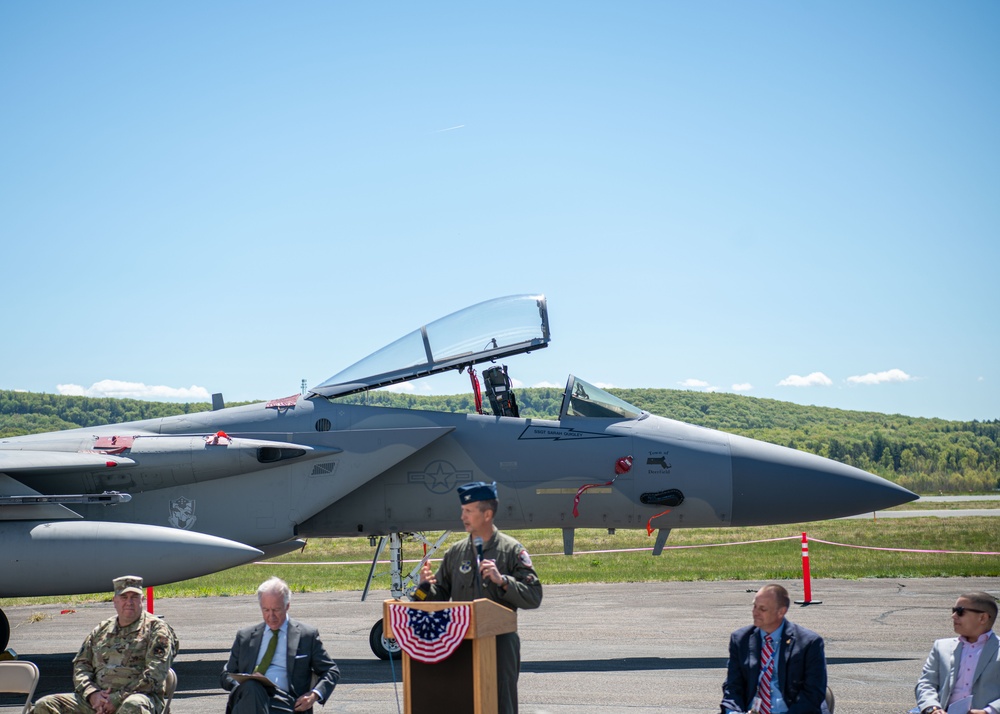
[{"xmin": 435, "ymin": 124, "xmax": 465, "ymax": 132}]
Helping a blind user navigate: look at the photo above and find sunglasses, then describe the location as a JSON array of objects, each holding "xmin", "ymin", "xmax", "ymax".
[{"xmin": 952, "ymin": 606, "xmax": 987, "ymax": 616}]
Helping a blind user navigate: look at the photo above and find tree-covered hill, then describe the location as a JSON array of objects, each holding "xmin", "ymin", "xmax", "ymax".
[{"xmin": 2, "ymin": 388, "xmax": 996, "ymax": 494}]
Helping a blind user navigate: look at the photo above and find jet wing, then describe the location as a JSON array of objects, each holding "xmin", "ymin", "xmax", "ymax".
[
  {"xmin": 0, "ymin": 450, "xmax": 135, "ymax": 473},
  {"xmin": 0, "ymin": 473, "xmax": 82, "ymax": 520}
]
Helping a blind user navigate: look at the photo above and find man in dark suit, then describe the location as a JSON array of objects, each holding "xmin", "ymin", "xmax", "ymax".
[
  {"xmin": 720, "ymin": 583, "xmax": 828, "ymax": 714},
  {"xmin": 915, "ymin": 591, "xmax": 1000, "ymax": 714},
  {"xmin": 221, "ymin": 577, "xmax": 339, "ymax": 713}
]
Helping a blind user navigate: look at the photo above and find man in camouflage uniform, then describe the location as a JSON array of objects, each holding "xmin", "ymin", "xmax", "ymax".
[
  {"xmin": 418, "ymin": 481, "xmax": 543, "ymax": 714},
  {"xmin": 32, "ymin": 576, "xmax": 178, "ymax": 714}
]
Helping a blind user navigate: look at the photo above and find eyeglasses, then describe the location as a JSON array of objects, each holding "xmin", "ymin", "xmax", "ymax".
[{"xmin": 952, "ymin": 606, "xmax": 987, "ymax": 616}]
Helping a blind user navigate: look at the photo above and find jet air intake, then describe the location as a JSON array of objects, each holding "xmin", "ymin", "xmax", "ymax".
[
  {"xmin": 257, "ymin": 447, "xmax": 308, "ymax": 463},
  {"xmin": 85, "ymin": 434, "xmax": 339, "ymax": 487}
]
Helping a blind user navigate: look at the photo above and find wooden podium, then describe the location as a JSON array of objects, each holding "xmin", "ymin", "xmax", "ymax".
[{"xmin": 383, "ymin": 598, "xmax": 517, "ymax": 714}]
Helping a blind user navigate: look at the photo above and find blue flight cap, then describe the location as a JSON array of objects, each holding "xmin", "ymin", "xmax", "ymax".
[{"xmin": 458, "ymin": 481, "xmax": 498, "ymax": 504}]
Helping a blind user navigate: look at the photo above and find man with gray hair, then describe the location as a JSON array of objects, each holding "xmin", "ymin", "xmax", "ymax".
[
  {"xmin": 916, "ymin": 591, "xmax": 1000, "ymax": 714},
  {"xmin": 221, "ymin": 577, "xmax": 339, "ymax": 713}
]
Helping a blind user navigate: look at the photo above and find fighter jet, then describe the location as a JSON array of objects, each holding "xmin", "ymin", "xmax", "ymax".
[{"xmin": 0, "ymin": 294, "xmax": 916, "ymax": 655}]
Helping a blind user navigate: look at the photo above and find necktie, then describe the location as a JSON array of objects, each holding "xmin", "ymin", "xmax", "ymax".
[
  {"xmin": 758, "ymin": 635, "xmax": 774, "ymax": 714},
  {"xmin": 255, "ymin": 628, "xmax": 279, "ymax": 674}
]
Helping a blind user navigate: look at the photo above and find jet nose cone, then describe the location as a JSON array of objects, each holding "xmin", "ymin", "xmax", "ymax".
[{"xmin": 729, "ymin": 435, "xmax": 917, "ymax": 526}]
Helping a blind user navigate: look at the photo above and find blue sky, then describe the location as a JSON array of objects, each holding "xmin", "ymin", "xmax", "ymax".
[{"xmin": 2, "ymin": 2, "xmax": 997, "ymax": 422}]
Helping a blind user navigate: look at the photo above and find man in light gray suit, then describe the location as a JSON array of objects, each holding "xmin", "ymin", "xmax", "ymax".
[
  {"xmin": 915, "ymin": 591, "xmax": 1000, "ymax": 714},
  {"xmin": 221, "ymin": 577, "xmax": 339, "ymax": 713}
]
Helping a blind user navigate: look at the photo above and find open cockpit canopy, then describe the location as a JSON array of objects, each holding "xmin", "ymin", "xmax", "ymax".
[
  {"xmin": 310, "ymin": 294, "xmax": 550, "ymax": 400},
  {"xmin": 559, "ymin": 375, "xmax": 645, "ymax": 420}
]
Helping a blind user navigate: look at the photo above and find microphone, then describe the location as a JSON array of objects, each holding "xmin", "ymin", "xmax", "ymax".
[{"xmin": 473, "ymin": 536, "xmax": 486, "ymax": 592}]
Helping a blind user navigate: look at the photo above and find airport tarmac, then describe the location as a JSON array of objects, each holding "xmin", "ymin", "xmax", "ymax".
[{"xmin": 3, "ymin": 577, "xmax": 999, "ymax": 713}]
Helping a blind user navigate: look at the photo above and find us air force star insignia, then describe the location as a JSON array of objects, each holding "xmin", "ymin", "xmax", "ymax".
[
  {"xmin": 407, "ymin": 460, "xmax": 474, "ymax": 494},
  {"xmin": 459, "ymin": 560, "xmax": 473, "ymax": 574}
]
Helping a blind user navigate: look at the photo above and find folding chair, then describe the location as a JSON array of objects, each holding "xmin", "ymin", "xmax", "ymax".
[
  {"xmin": 164, "ymin": 667, "xmax": 177, "ymax": 714},
  {"xmin": 0, "ymin": 660, "xmax": 40, "ymax": 714}
]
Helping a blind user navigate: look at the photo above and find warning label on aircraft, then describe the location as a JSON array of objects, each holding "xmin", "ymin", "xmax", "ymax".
[{"xmin": 518, "ymin": 426, "xmax": 622, "ymax": 441}]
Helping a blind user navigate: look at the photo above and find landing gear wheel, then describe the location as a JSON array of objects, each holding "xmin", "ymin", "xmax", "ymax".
[
  {"xmin": 0, "ymin": 608, "xmax": 9, "ymax": 652},
  {"xmin": 369, "ymin": 619, "xmax": 401, "ymax": 660}
]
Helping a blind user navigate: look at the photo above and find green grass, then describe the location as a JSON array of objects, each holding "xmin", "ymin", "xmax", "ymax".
[
  {"xmin": 5, "ymin": 517, "xmax": 995, "ymax": 608},
  {"xmin": 885, "ymin": 499, "xmax": 1000, "ymax": 511}
]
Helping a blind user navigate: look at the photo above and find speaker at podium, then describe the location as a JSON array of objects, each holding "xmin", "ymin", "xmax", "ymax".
[{"xmin": 383, "ymin": 598, "xmax": 518, "ymax": 714}]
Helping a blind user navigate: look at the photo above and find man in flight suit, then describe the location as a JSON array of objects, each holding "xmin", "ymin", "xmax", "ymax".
[{"xmin": 418, "ymin": 481, "xmax": 543, "ymax": 714}]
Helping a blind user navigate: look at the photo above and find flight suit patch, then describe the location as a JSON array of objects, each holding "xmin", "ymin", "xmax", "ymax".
[{"xmin": 459, "ymin": 560, "xmax": 473, "ymax": 574}]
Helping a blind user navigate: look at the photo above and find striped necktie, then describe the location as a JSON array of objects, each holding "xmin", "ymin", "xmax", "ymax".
[
  {"xmin": 255, "ymin": 628, "xmax": 279, "ymax": 674},
  {"xmin": 757, "ymin": 635, "xmax": 774, "ymax": 714}
]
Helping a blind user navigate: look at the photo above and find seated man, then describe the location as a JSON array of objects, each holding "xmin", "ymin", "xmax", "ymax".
[
  {"xmin": 720, "ymin": 583, "xmax": 828, "ymax": 714},
  {"xmin": 915, "ymin": 591, "xmax": 1000, "ymax": 714},
  {"xmin": 220, "ymin": 577, "xmax": 339, "ymax": 713},
  {"xmin": 33, "ymin": 575, "xmax": 178, "ymax": 714}
]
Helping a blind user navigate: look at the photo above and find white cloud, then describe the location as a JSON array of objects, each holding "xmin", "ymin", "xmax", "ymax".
[
  {"xmin": 532, "ymin": 381, "xmax": 563, "ymax": 389},
  {"xmin": 731, "ymin": 383, "xmax": 753, "ymax": 392},
  {"xmin": 846, "ymin": 368, "xmax": 913, "ymax": 385},
  {"xmin": 594, "ymin": 381, "xmax": 617, "ymax": 390},
  {"xmin": 678, "ymin": 378, "xmax": 720, "ymax": 392},
  {"xmin": 381, "ymin": 381, "xmax": 436, "ymax": 394},
  {"xmin": 57, "ymin": 380, "xmax": 211, "ymax": 401},
  {"xmin": 778, "ymin": 372, "xmax": 833, "ymax": 388}
]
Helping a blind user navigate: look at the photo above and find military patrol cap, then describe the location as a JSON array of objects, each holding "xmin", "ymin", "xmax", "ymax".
[
  {"xmin": 113, "ymin": 575, "xmax": 143, "ymax": 596},
  {"xmin": 458, "ymin": 481, "xmax": 498, "ymax": 504}
]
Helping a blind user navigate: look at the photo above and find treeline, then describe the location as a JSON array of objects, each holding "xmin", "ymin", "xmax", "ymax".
[
  {"xmin": 0, "ymin": 391, "xmax": 216, "ymax": 436},
  {"xmin": 2, "ymin": 388, "xmax": 997, "ymax": 494}
]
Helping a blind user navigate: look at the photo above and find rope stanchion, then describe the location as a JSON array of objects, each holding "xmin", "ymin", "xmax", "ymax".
[
  {"xmin": 793, "ymin": 532, "xmax": 821, "ymax": 606},
  {"xmin": 146, "ymin": 586, "xmax": 155, "ymax": 614},
  {"xmin": 795, "ymin": 533, "xmax": 823, "ymax": 607}
]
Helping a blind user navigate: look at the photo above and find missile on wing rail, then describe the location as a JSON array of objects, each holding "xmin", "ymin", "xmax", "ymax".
[
  {"xmin": 0, "ymin": 521, "xmax": 263, "ymax": 597},
  {"xmin": 0, "ymin": 492, "xmax": 132, "ymax": 505}
]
